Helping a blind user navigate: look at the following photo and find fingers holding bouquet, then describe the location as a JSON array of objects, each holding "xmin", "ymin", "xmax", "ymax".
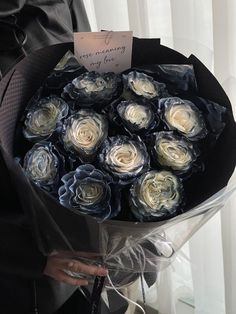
[{"xmin": 44, "ymin": 253, "xmax": 108, "ymax": 286}]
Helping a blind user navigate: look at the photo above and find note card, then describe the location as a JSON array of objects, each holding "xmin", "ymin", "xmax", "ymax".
[{"xmin": 74, "ymin": 31, "xmax": 133, "ymax": 73}]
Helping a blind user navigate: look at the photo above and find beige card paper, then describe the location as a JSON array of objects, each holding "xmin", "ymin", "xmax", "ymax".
[{"xmin": 74, "ymin": 31, "xmax": 133, "ymax": 73}]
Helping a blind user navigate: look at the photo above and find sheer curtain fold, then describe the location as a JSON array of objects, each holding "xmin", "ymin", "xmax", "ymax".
[{"xmin": 83, "ymin": 1, "xmax": 236, "ymax": 313}]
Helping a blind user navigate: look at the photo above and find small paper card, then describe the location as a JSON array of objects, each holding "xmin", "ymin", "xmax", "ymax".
[{"xmin": 74, "ymin": 31, "xmax": 133, "ymax": 73}]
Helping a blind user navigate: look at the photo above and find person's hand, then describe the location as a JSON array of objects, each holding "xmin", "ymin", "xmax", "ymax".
[{"xmin": 43, "ymin": 254, "xmax": 108, "ymax": 286}]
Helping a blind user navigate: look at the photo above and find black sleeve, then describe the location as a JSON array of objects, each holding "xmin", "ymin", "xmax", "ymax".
[
  {"xmin": 0, "ymin": 152, "xmax": 47, "ymax": 279},
  {"xmin": 0, "ymin": 1, "xmax": 27, "ymax": 78},
  {"xmin": 0, "ymin": 219, "xmax": 47, "ymax": 278},
  {"xmin": 0, "ymin": 0, "xmax": 26, "ymax": 17}
]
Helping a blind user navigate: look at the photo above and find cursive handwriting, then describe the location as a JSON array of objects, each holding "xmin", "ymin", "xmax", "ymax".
[{"xmin": 95, "ymin": 46, "xmax": 126, "ymax": 55}]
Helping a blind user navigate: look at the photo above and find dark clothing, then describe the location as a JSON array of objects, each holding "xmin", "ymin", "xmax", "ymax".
[
  {"xmin": 0, "ymin": 0, "xmax": 90, "ymax": 77},
  {"xmin": 0, "ymin": 1, "xmax": 90, "ymax": 313}
]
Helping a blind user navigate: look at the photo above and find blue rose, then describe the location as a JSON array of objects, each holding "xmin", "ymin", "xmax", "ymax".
[
  {"xmin": 58, "ymin": 164, "xmax": 120, "ymax": 221},
  {"xmin": 99, "ymin": 135, "xmax": 150, "ymax": 185},
  {"xmin": 130, "ymin": 170, "xmax": 184, "ymax": 222},
  {"xmin": 23, "ymin": 141, "xmax": 64, "ymax": 192},
  {"xmin": 62, "ymin": 71, "xmax": 121, "ymax": 106},
  {"xmin": 23, "ymin": 95, "xmax": 69, "ymax": 142}
]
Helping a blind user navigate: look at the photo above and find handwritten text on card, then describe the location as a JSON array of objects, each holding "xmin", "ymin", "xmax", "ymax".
[{"xmin": 74, "ymin": 31, "xmax": 133, "ymax": 73}]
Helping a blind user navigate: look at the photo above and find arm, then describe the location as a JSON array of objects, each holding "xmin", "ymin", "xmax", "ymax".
[
  {"xmin": 0, "ymin": 219, "xmax": 47, "ymax": 278},
  {"xmin": 0, "ymin": 150, "xmax": 47, "ymax": 278},
  {"xmin": 0, "ymin": 1, "xmax": 27, "ymax": 78}
]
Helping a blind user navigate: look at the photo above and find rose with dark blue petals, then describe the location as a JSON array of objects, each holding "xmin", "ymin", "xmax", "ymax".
[
  {"xmin": 62, "ymin": 71, "xmax": 121, "ymax": 106},
  {"xmin": 58, "ymin": 164, "xmax": 120, "ymax": 221},
  {"xmin": 130, "ymin": 170, "xmax": 183, "ymax": 222},
  {"xmin": 99, "ymin": 136, "xmax": 150, "ymax": 185},
  {"xmin": 62, "ymin": 109, "xmax": 108, "ymax": 162},
  {"xmin": 123, "ymin": 71, "xmax": 166, "ymax": 100},
  {"xmin": 23, "ymin": 96, "xmax": 69, "ymax": 142},
  {"xmin": 159, "ymin": 97, "xmax": 207, "ymax": 141},
  {"xmin": 23, "ymin": 141, "xmax": 64, "ymax": 192},
  {"xmin": 113, "ymin": 99, "xmax": 159, "ymax": 135},
  {"xmin": 153, "ymin": 131, "xmax": 200, "ymax": 174}
]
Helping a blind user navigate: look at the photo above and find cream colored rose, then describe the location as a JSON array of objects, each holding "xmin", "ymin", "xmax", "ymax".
[
  {"xmin": 131, "ymin": 78, "xmax": 158, "ymax": 99},
  {"xmin": 27, "ymin": 147, "xmax": 57, "ymax": 181},
  {"xmin": 106, "ymin": 143, "xmax": 144, "ymax": 173},
  {"xmin": 165, "ymin": 103, "xmax": 203, "ymax": 137},
  {"xmin": 155, "ymin": 139, "xmax": 192, "ymax": 171},
  {"xmin": 74, "ymin": 77, "xmax": 105, "ymax": 93},
  {"xmin": 123, "ymin": 104, "xmax": 151, "ymax": 128},
  {"xmin": 27, "ymin": 102, "xmax": 60, "ymax": 135},
  {"xmin": 63, "ymin": 111, "xmax": 108, "ymax": 156},
  {"xmin": 140, "ymin": 171, "xmax": 180, "ymax": 211},
  {"xmin": 76, "ymin": 183, "xmax": 103, "ymax": 204}
]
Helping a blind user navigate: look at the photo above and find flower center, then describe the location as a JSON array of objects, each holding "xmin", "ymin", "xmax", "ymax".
[
  {"xmin": 108, "ymin": 143, "xmax": 143, "ymax": 173},
  {"xmin": 125, "ymin": 104, "xmax": 150, "ymax": 128},
  {"xmin": 76, "ymin": 182, "xmax": 103, "ymax": 204},
  {"xmin": 166, "ymin": 104, "xmax": 197, "ymax": 134},
  {"xmin": 140, "ymin": 172, "xmax": 179, "ymax": 210},
  {"xmin": 28, "ymin": 148, "xmax": 56, "ymax": 181},
  {"xmin": 28, "ymin": 103, "xmax": 59, "ymax": 135},
  {"xmin": 156, "ymin": 140, "xmax": 192, "ymax": 169},
  {"xmin": 67, "ymin": 116, "xmax": 103, "ymax": 151},
  {"xmin": 131, "ymin": 78, "xmax": 157, "ymax": 98},
  {"xmin": 78, "ymin": 77, "xmax": 106, "ymax": 93}
]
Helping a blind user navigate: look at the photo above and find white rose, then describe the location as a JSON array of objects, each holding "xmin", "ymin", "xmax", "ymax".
[
  {"xmin": 27, "ymin": 102, "xmax": 60, "ymax": 135},
  {"xmin": 24, "ymin": 145, "xmax": 58, "ymax": 184},
  {"xmin": 63, "ymin": 110, "xmax": 108, "ymax": 157},
  {"xmin": 155, "ymin": 138, "xmax": 192, "ymax": 171},
  {"xmin": 123, "ymin": 104, "xmax": 152, "ymax": 128},
  {"xmin": 107, "ymin": 143, "xmax": 145, "ymax": 173},
  {"xmin": 74, "ymin": 76, "xmax": 106, "ymax": 94},
  {"xmin": 139, "ymin": 171, "xmax": 181, "ymax": 211},
  {"xmin": 162, "ymin": 98, "xmax": 206, "ymax": 140}
]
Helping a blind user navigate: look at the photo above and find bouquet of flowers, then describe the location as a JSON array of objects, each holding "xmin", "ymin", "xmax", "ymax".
[{"xmin": 1, "ymin": 38, "xmax": 236, "ymax": 309}]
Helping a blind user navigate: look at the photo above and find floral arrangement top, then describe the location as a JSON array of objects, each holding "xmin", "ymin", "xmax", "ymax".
[{"xmin": 20, "ymin": 56, "xmax": 226, "ymax": 222}]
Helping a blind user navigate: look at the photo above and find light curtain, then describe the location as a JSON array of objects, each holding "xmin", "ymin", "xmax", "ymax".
[{"xmin": 83, "ymin": 1, "xmax": 236, "ymax": 313}]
